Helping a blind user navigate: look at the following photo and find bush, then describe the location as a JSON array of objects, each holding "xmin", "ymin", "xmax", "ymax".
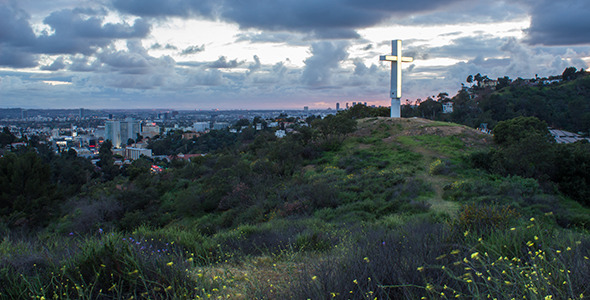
[{"xmin": 453, "ymin": 203, "xmax": 520, "ymax": 235}]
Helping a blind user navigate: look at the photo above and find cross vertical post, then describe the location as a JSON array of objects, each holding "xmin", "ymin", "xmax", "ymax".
[{"xmin": 380, "ymin": 40, "xmax": 413, "ymax": 118}]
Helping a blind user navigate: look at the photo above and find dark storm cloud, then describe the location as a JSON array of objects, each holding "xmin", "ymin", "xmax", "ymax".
[
  {"xmin": 0, "ymin": 4, "xmax": 37, "ymax": 47},
  {"xmin": 0, "ymin": 3, "xmax": 38, "ymax": 67},
  {"xmin": 180, "ymin": 45, "xmax": 205, "ymax": 55},
  {"xmin": 111, "ymin": 0, "xmax": 217, "ymax": 18},
  {"xmin": 302, "ymin": 41, "xmax": 349, "ymax": 87},
  {"xmin": 95, "ymin": 41, "xmax": 175, "ymax": 75},
  {"xmin": 0, "ymin": 3, "xmax": 152, "ymax": 68},
  {"xmin": 400, "ymin": 0, "xmax": 527, "ymax": 26},
  {"xmin": 220, "ymin": 0, "xmax": 461, "ymax": 36},
  {"xmin": 0, "ymin": 46, "xmax": 38, "ymax": 68},
  {"xmin": 526, "ymin": 0, "xmax": 590, "ymax": 45},
  {"xmin": 37, "ymin": 8, "xmax": 151, "ymax": 55},
  {"xmin": 110, "ymin": 0, "xmax": 463, "ymax": 38}
]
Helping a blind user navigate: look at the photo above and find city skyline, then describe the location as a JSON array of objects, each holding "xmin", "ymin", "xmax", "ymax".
[{"xmin": 1, "ymin": 0, "xmax": 589, "ymax": 110}]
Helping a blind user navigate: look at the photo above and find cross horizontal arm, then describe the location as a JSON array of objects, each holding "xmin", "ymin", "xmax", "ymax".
[{"xmin": 379, "ymin": 55, "xmax": 413, "ymax": 62}]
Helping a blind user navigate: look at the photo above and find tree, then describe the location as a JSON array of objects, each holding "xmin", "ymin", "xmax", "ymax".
[
  {"xmin": 490, "ymin": 117, "xmax": 556, "ymax": 179},
  {"xmin": 417, "ymin": 97, "xmax": 442, "ymax": 119},
  {"xmin": 474, "ymin": 73, "xmax": 483, "ymax": 86},
  {"xmin": 466, "ymin": 75, "xmax": 473, "ymax": 84},
  {"xmin": 497, "ymin": 76, "xmax": 511, "ymax": 89},
  {"xmin": 562, "ymin": 67, "xmax": 577, "ymax": 81},
  {"xmin": 0, "ymin": 127, "xmax": 16, "ymax": 147},
  {"xmin": 492, "ymin": 116, "xmax": 553, "ymax": 146},
  {"xmin": 436, "ymin": 92, "xmax": 449, "ymax": 102},
  {"xmin": 234, "ymin": 118, "xmax": 250, "ymax": 129},
  {"xmin": 98, "ymin": 140, "xmax": 118, "ymax": 180},
  {"xmin": 0, "ymin": 151, "xmax": 57, "ymax": 225}
]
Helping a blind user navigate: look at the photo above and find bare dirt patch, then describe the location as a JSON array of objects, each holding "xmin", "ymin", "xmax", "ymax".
[{"xmin": 356, "ymin": 117, "xmax": 492, "ymax": 149}]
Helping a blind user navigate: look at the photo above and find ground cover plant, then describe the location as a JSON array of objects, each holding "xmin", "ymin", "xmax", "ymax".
[{"xmin": 1, "ymin": 112, "xmax": 589, "ymax": 299}]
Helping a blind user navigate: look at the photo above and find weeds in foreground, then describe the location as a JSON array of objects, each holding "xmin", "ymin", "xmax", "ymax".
[{"xmin": 293, "ymin": 216, "xmax": 590, "ymax": 299}]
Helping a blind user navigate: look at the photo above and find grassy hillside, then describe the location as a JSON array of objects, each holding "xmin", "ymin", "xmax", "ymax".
[{"xmin": 1, "ymin": 117, "xmax": 589, "ymax": 299}]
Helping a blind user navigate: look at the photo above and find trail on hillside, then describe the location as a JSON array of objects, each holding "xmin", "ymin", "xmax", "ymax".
[{"xmin": 354, "ymin": 117, "xmax": 491, "ymax": 216}]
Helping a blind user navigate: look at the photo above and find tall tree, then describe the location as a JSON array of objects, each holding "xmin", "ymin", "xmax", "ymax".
[{"xmin": 98, "ymin": 140, "xmax": 118, "ymax": 181}]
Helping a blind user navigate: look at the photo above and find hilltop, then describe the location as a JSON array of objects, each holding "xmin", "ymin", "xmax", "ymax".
[{"xmin": 1, "ymin": 115, "xmax": 589, "ymax": 299}]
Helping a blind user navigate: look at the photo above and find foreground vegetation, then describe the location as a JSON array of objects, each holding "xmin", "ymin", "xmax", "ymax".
[{"xmin": 1, "ymin": 108, "xmax": 589, "ymax": 299}]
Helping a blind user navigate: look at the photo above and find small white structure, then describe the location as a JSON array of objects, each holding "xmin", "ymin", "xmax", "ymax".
[
  {"xmin": 442, "ymin": 101, "xmax": 454, "ymax": 114},
  {"xmin": 275, "ymin": 130, "xmax": 286, "ymax": 138},
  {"xmin": 380, "ymin": 40, "xmax": 414, "ymax": 118}
]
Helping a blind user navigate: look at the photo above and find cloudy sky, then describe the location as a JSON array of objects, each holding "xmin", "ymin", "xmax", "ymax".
[{"xmin": 1, "ymin": 0, "xmax": 589, "ymax": 110}]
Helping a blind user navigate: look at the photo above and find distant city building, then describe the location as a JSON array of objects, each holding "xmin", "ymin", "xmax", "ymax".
[
  {"xmin": 141, "ymin": 122, "xmax": 160, "ymax": 138},
  {"xmin": 105, "ymin": 118, "xmax": 140, "ymax": 148},
  {"xmin": 193, "ymin": 122, "xmax": 211, "ymax": 132},
  {"xmin": 213, "ymin": 122, "xmax": 230, "ymax": 130},
  {"xmin": 125, "ymin": 147, "xmax": 152, "ymax": 160},
  {"xmin": 72, "ymin": 147, "xmax": 93, "ymax": 158},
  {"xmin": 304, "ymin": 106, "xmax": 309, "ymax": 112},
  {"xmin": 336, "ymin": 103, "xmax": 340, "ymax": 111}
]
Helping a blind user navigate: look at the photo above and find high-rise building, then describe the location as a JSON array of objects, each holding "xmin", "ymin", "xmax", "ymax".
[
  {"xmin": 105, "ymin": 118, "xmax": 140, "ymax": 148},
  {"xmin": 304, "ymin": 106, "xmax": 309, "ymax": 112},
  {"xmin": 336, "ymin": 103, "xmax": 340, "ymax": 111}
]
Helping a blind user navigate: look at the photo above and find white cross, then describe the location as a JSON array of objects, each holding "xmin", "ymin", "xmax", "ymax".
[{"xmin": 380, "ymin": 40, "xmax": 413, "ymax": 118}]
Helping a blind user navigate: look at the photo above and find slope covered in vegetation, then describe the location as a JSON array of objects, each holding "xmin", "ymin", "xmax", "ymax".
[
  {"xmin": 1, "ymin": 115, "xmax": 589, "ymax": 299},
  {"xmin": 404, "ymin": 71, "xmax": 590, "ymax": 134}
]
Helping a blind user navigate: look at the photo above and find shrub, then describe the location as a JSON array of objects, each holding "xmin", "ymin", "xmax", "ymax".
[
  {"xmin": 289, "ymin": 221, "xmax": 452, "ymax": 299},
  {"xmin": 429, "ymin": 159, "xmax": 446, "ymax": 175},
  {"xmin": 453, "ymin": 203, "xmax": 520, "ymax": 235}
]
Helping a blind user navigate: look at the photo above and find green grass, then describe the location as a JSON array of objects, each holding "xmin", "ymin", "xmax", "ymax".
[{"xmin": 398, "ymin": 134, "xmax": 465, "ymax": 157}]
